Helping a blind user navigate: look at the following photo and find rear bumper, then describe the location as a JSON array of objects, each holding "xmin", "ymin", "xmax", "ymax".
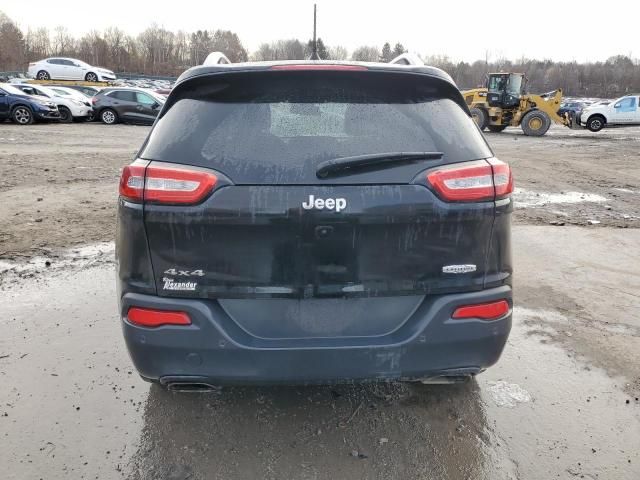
[{"xmin": 120, "ymin": 286, "xmax": 512, "ymax": 385}]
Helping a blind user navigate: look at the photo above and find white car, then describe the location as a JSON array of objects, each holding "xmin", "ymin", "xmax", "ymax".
[
  {"xmin": 11, "ymin": 84, "xmax": 93, "ymax": 122},
  {"xmin": 27, "ymin": 57, "xmax": 116, "ymax": 82},
  {"xmin": 48, "ymin": 86, "xmax": 97, "ymax": 121},
  {"xmin": 580, "ymin": 94, "xmax": 640, "ymax": 132}
]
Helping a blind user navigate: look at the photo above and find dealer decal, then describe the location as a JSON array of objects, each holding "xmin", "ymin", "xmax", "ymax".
[{"xmin": 162, "ymin": 277, "xmax": 197, "ymax": 291}]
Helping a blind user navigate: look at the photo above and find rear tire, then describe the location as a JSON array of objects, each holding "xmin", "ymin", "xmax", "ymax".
[
  {"xmin": 469, "ymin": 107, "xmax": 488, "ymax": 130},
  {"xmin": 85, "ymin": 72, "xmax": 99, "ymax": 82},
  {"xmin": 100, "ymin": 108, "xmax": 118, "ymax": 125},
  {"xmin": 36, "ymin": 70, "xmax": 50, "ymax": 80},
  {"xmin": 521, "ymin": 110, "xmax": 551, "ymax": 136},
  {"xmin": 487, "ymin": 124, "xmax": 508, "ymax": 133},
  {"xmin": 11, "ymin": 106, "xmax": 34, "ymax": 125},
  {"xmin": 58, "ymin": 106, "xmax": 73, "ymax": 123},
  {"xmin": 586, "ymin": 115, "xmax": 605, "ymax": 132}
]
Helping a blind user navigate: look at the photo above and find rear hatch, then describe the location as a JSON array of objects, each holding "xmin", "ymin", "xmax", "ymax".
[{"xmin": 137, "ymin": 68, "xmax": 497, "ymax": 339}]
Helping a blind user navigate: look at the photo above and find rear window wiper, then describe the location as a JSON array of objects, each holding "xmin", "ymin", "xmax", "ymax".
[{"xmin": 316, "ymin": 152, "xmax": 443, "ymax": 179}]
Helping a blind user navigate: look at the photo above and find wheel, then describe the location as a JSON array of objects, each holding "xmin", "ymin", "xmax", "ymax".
[
  {"xmin": 58, "ymin": 106, "xmax": 73, "ymax": 123},
  {"xmin": 85, "ymin": 72, "xmax": 99, "ymax": 82},
  {"xmin": 100, "ymin": 108, "xmax": 118, "ymax": 125},
  {"xmin": 521, "ymin": 110, "xmax": 551, "ymax": 136},
  {"xmin": 487, "ymin": 124, "xmax": 508, "ymax": 133},
  {"xmin": 469, "ymin": 107, "xmax": 488, "ymax": 130},
  {"xmin": 36, "ymin": 70, "xmax": 50, "ymax": 80},
  {"xmin": 586, "ymin": 115, "xmax": 605, "ymax": 132},
  {"xmin": 11, "ymin": 106, "xmax": 34, "ymax": 125}
]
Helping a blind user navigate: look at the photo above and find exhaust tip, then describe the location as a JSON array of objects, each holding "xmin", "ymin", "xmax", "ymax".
[{"xmin": 166, "ymin": 382, "xmax": 220, "ymax": 393}]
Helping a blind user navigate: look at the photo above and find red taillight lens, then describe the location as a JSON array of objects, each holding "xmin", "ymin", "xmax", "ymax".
[
  {"xmin": 91, "ymin": 97, "xmax": 97, "ymax": 104},
  {"xmin": 119, "ymin": 161, "xmax": 218, "ymax": 205},
  {"xmin": 426, "ymin": 158, "xmax": 513, "ymax": 202},
  {"xmin": 452, "ymin": 300, "xmax": 510, "ymax": 320},
  {"xmin": 427, "ymin": 161, "xmax": 495, "ymax": 202},
  {"xmin": 270, "ymin": 64, "xmax": 368, "ymax": 71},
  {"xmin": 119, "ymin": 161, "xmax": 147, "ymax": 202},
  {"xmin": 488, "ymin": 158, "xmax": 514, "ymax": 198},
  {"xmin": 127, "ymin": 307, "xmax": 191, "ymax": 328},
  {"xmin": 144, "ymin": 164, "xmax": 217, "ymax": 204}
]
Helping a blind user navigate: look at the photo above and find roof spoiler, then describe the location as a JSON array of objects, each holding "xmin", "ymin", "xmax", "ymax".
[
  {"xmin": 389, "ymin": 53, "xmax": 424, "ymax": 66},
  {"xmin": 203, "ymin": 52, "xmax": 231, "ymax": 66}
]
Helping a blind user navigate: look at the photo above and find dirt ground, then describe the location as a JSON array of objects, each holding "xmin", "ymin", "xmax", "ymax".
[
  {"xmin": 0, "ymin": 123, "xmax": 638, "ymax": 259},
  {"xmin": 1, "ymin": 122, "xmax": 639, "ymax": 479}
]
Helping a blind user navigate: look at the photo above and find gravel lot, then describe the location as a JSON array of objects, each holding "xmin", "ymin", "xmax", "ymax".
[{"xmin": 0, "ymin": 122, "xmax": 639, "ymax": 479}]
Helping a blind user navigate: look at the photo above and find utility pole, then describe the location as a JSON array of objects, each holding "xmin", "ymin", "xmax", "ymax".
[{"xmin": 310, "ymin": 4, "xmax": 320, "ymax": 60}]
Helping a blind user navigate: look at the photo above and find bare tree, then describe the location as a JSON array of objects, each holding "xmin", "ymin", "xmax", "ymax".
[
  {"xmin": 0, "ymin": 13, "xmax": 25, "ymax": 70},
  {"xmin": 351, "ymin": 46, "xmax": 380, "ymax": 62},
  {"xmin": 328, "ymin": 45, "xmax": 348, "ymax": 60},
  {"xmin": 25, "ymin": 27, "xmax": 51, "ymax": 61},
  {"xmin": 52, "ymin": 26, "xmax": 73, "ymax": 56},
  {"xmin": 211, "ymin": 30, "xmax": 248, "ymax": 62}
]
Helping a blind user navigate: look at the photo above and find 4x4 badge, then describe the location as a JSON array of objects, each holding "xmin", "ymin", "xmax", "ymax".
[{"xmin": 163, "ymin": 268, "xmax": 205, "ymax": 277}]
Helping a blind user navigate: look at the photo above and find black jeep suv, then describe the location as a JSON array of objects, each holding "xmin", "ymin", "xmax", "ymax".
[{"xmin": 116, "ymin": 60, "xmax": 513, "ymax": 389}]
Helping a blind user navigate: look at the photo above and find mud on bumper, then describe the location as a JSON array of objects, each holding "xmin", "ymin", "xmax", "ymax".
[{"xmin": 120, "ymin": 286, "xmax": 512, "ymax": 385}]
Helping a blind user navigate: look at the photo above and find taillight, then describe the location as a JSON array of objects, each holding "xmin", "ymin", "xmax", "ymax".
[
  {"xmin": 270, "ymin": 64, "xmax": 368, "ymax": 71},
  {"xmin": 426, "ymin": 158, "xmax": 513, "ymax": 202},
  {"xmin": 119, "ymin": 160, "xmax": 147, "ymax": 202},
  {"xmin": 118, "ymin": 161, "xmax": 218, "ymax": 205},
  {"xmin": 127, "ymin": 307, "xmax": 191, "ymax": 328},
  {"xmin": 144, "ymin": 163, "xmax": 217, "ymax": 204},
  {"xmin": 91, "ymin": 97, "xmax": 97, "ymax": 104},
  {"xmin": 488, "ymin": 158, "xmax": 513, "ymax": 198},
  {"xmin": 452, "ymin": 300, "xmax": 510, "ymax": 320}
]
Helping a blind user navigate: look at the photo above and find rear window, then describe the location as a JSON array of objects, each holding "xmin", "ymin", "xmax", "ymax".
[{"xmin": 141, "ymin": 71, "xmax": 492, "ymax": 184}]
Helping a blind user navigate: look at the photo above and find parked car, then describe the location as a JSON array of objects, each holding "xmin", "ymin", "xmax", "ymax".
[
  {"xmin": 557, "ymin": 101, "xmax": 590, "ymax": 118},
  {"xmin": 92, "ymin": 88, "xmax": 164, "ymax": 125},
  {"xmin": 154, "ymin": 88, "xmax": 172, "ymax": 97},
  {"xmin": 11, "ymin": 84, "xmax": 92, "ymax": 122},
  {"xmin": 52, "ymin": 84, "xmax": 103, "ymax": 98},
  {"xmin": 0, "ymin": 83, "xmax": 60, "ymax": 124},
  {"xmin": 116, "ymin": 60, "xmax": 514, "ymax": 389},
  {"xmin": 47, "ymin": 86, "xmax": 96, "ymax": 121},
  {"xmin": 579, "ymin": 94, "xmax": 640, "ymax": 131},
  {"xmin": 27, "ymin": 57, "xmax": 116, "ymax": 82}
]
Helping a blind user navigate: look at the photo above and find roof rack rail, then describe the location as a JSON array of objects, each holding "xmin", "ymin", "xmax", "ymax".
[
  {"xmin": 203, "ymin": 52, "xmax": 231, "ymax": 66},
  {"xmin": 389, "ymin": 53, "xmax": 424, "ymax": 66}
]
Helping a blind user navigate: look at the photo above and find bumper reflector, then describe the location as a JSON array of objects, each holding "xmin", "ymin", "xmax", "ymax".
[
  {"xmin": 452, "ymin": 300, "xmax": 510, "ymax": 320},
  {"xmin": 127, "ymin": 307, "xmax": 191, "ymax": 328}
]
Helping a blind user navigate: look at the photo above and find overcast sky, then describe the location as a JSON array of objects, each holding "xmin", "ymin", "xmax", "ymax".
[{"xmin": 3, "ymin": 0, "xmax": 637, "ymax": 62}]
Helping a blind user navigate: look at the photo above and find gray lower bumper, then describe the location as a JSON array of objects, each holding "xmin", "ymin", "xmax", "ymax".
[{"xmin": 120, "ymin": 286, "xmax": 512, "ymax": 385}]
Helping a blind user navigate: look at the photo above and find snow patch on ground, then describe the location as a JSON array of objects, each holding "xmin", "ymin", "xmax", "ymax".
[
  {"xmin": 513, "ymin": 188, "xmax": 607, "ymax": 208},
  {"xmin": 0, "ymin": 242, "xmax": 114, "ymax": 285},
  {"xmin": 487, "ymin": 381, "xmax": 533, "ymax": 407}
]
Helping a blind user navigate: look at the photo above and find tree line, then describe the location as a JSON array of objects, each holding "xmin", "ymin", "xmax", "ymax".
[{"xmin": 1, "ymin": 11, "xmax": 639, "ymax": 97}]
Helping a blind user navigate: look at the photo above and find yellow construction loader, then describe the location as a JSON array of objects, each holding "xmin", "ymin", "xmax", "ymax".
[{"xmin": 462, "ymin": 73, "xmax": 572, "ymax": 136}]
